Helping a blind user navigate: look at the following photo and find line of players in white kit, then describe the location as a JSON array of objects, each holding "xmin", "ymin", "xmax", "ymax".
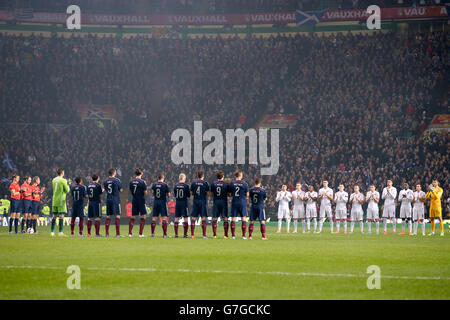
[{"xmin": 275, "ymin": 179, "xmax": 427, "ymax": 235}]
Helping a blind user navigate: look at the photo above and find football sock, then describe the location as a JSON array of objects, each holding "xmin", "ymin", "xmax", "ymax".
[
  {"xmin": 128, "ymin": 218, "xmax": 135, "ymax": 235},
  {"xmin": 421, "ymin": 221, "xmax": 425, "ymax": 235},
  {"xmin": 94, "ymin": 220, "xmax": 100, "ymax": 235},
  {"xmin": 105, "ymin": 218, "xmax": 111, "ymax": 236},
  {"xmin": 162, "ymin": 220, "xmax": 167, "ymax": 236},
  {"xmin": 343, "ymin": 220, "xmax": 347, "ymax": 232},
  {"xmin": 59, "ymin": 218, "xmax": 64, "ymax": 233},
  {"xmin": 402, "ymin": 220, "xmax": 406, "ymax": 233},
  {"xmin": 21, "ymin": 218, "xmax": 25, "ymax": 232},
  {"xmin": 367, "ymin": 222, "xmax": 371, "ymax": 233},
  {"xmin": 190, "ymin": 220, "xmax": 195, "ymax": 236},
  {"xmin": 431, "ymin": 219, "xmax": 435, "ymax": 233},
  {"xmin": 183, "ymin": 222, "xmax": 188, "ymax": 237},
  {"xmin": 408, "ymin": 220, "xmax": 412, "ymax": 233},
  {"xmin": 115, "ymin": 218, "xmax": 120, "ymax": 235},
  {"xmin": 360, "ymin": 221, "xmax": 364, "ymax": 233},
  {"xmin": 139, "ymin": 218, "xmax": 145, "ymax": 235},
  {"xmin": 350, "ymin": 221, "xmax": 354, "ymax": 233},
  {"xmin": 14, "ymin": 218, "xmax": 19, "ymax": 233},
  {"xmin": 440, "ymin": 221, "xmax": 444, "ymax": 233},
  {"xmin": 302, "ymin": 220, "xmax": 306, "ymax": 232},
  {"xmin": 201, "ymin": 221, "xmax": 207, "ymax": 237},
  {"xmin": 87, "ymin": 220, "xmax": 92, "ymax": 235},
  {"xmin": 319, "ymin": 219, "xmax": 323, "ymax": 232},
  {"xmin": 9, "ymin": 217, "xmax": 13, "ymax": 232},
  {"xmin": 277, "ymin": 219, "xmax": 282, "ymax": 231},
  {"xmin": 306, "ymin": 219, "xmax": 310, "ymax": 231},
  {"xmin": 212, "ymin": 221, "xmax": 217, "ymax": 236},
  {"xmin": 293, "ymin": 220, "xmax": 298, "ymax": 232},
  {"xmin": 414, "ymin": 221, "xmax": 418, "ymax": 234},
  {"xmin": 249, "ymin": 223, "xmax": 254, "ymax": 237},
  {"xmin": 242, "ymin": 221, "xmax": 247, "ymax": 237},
  {"xmin": 151, "ymin": 221, "xmax": 156, "ymax": 235},
  {"xmin": 392, "ymin": 218, "xmax": 396, "ymax": 233},
  {"xmin": 26, "ymin": 218, "xmax": 30, "ymax": 230},
  {"xmin": 383, "ymin": 218, "xmax": 387, "ymax": 232},
  {"xmin": 286, "ymin": 218, "xmax": 290, "ymax": 232},
  {"xmin": 313, "ymin": 218, "xmax": 317, "ymax": 232},
  {"xmin": 70, "ymin": 218, "xmax": 75, "ymax": 234},
  {"xmin": 223, "ymin": 221, "xmax": 229, "ymax": 237},
  {"xmin": 260, "ymin": 224, "xmax": 266, "ymax": 238},
  {"xmin": 174, "ymin": 221, "xmax": 179, "ymax": 236},
  {"xmin": 33, "ymin": 219, "xmax": 37, "ymax": 232},
  {"xmin": 329, "ymin": 218, "xmax": 334, "ymax": 232},
  {"xmin": 336, "ymin": 221, "xmax": 340, "ymax": 232},
  {"xmin": 231, "ymin": 221, "xmax": 236, "ymax": 237},
  {"xmin": 376, "ymin": 221, "xmax": 379, "ymax": 233},
  {"xmin": 79, "ymin": 218, "xmax": 84, "ymax": 235}
]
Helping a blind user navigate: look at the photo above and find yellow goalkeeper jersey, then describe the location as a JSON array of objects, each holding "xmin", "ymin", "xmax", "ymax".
[{"xmin": 426, "ymin": 186, "xmax": 443, "ymax": 210}]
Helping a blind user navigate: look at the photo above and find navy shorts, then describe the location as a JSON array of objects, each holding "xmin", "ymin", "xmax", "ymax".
[
  {"xmin": 231, "ymin": 202, "xmax": 248, "ymax": 218},
  {"xmin": 22, "ymin": 199, "xmax": 32, "ymax": 214},
  {"xmin": 31, "ymin": 201, "xmax": 41, "ymax": 215},
  {"xmin": 175, "ymin": 202, "xmax": 189, "ymax": 218},
  {"xmin": 11, "ymin": 199, "xmax": 21, "ymax": 213},
  {"xmin": 250, "ymin": 207, "xmax": 265, "ymax": 221},
  {"xmin": 106, "ymin": 201, "xmax": 121, "ymax": 216},
  {"xmin": 88, "ymin": 202, "xmax": 101, "ymax": 219},
  {"xmin": 152, "ymin": 200, "xmax": 168, "ymax": 217},
  {"xmin": 213, "ymin": 200, "xmax": 228, "ymax": 218},
  {"xmin": 132, "ymin": 200, "xmax": 147, "ymax": 216},
  {"xmin": 191, "ymin": 200, "xmax": 207, "ymax": 218},
  {"xmin": 72, "ymin": 203, "xmax": 85, "ymax": 218}
]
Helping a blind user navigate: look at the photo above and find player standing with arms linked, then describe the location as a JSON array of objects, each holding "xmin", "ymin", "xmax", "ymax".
[
  {"xmin": 229, "ymin": 170, "xmax": 249, "ymax": 240},
  {"xmin": 151, "ymin": 173, "xmax": 171, "ymax": 238},
  {"xmin": 51, "ymin": 168, "xmax": 70, "ymax": 237},
  {"xmin": 248, "ymin": 177, "xmax": 268, "ymax": 240},
  {"xmin": 190, "ymin": 171, "xmax": 209, "ymax": 239},
  {"xmin": 70, "ymin": 177, "xmax": 87, "ymax": 237},
  {"xmin": 426, "ymin": 179, "xmax": 444, "ymax": 236},
  {"xmin": 129, "ymin": 168, "xmax": 148, "ymax": 237},
  {"xmin": 9, "ymin": 175, "xmax": 21, "ymax": 234},
  {"xmin": 104, "ymin": 168, "xmax": 123, "ymax": 237},
  {"xmin": 210, "ymin": 171, "xmax": 230, "ymax": 239},
  {"xmin": 87, "ymin": 174, "xmax": 103, "ymax": 237},
  {"xmin": 173, "ymin": 173, "xmax": 190, "ymax": 238}
]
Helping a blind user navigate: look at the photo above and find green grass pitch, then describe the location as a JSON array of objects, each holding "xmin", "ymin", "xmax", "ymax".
[{"xmin": 0, "ymin": 223, "xmax": 449, "ymax": 300}]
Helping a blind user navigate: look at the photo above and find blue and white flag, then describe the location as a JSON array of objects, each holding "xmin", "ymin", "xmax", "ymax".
[
  {"xmin": 295, "ymin": 10, "xmax": 325, "ymax": 26},
  {"xmin": 2, "ymin": 152, "xmax": 15, "ymax": 170}
]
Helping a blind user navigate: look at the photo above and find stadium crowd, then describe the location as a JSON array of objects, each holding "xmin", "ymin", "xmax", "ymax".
[
  {"xmin": 0, "ymin": 0, "xmax": 442, "ymax": 14},
  {"xmin": 0, "ymin": 29, "xmax": 449, "ymax": 217}
]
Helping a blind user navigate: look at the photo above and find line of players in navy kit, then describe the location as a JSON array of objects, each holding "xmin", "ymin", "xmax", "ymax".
[{"xmin": 68, "ymin": 168, "xmax": 268, "ymax": 240}]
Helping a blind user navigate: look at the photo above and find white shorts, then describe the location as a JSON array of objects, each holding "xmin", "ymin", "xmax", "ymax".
[
  {"xmin": 367, "ymin": 207, "xmax": 379, "ymax": 220},
  {"xmin": 382, "ymin": 205, "xmax": 396, "ymax": 218},
  {"xmin": 278, "ymin": 208, "xmax": 290, "ymax": 219},
  {"xmin": 335, "ymin": 208, "xmax": 347, "ymax": 220},
  {"xmin": 400, "ymin": 206, "xmax": 412, "ymax": 219},
  {"xmin": 293, "ymin": 206, "xmax": 305, "ymax": 219},
  {"xmin": 320, "ymin": 205, "xmax": 332, "ymax": 218},
  {"xmin": 351, "ymin": 209, "xmax": 363, "ymax": 221},
  {"xmin": 306, "ymin": 206, "xmax": 317, "ymax": 219},
  {"xmin": 413, "ymin": 207, "xmax": 424, "ymax": 221}
]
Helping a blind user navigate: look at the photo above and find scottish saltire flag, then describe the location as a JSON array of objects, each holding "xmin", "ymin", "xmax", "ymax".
[
  {"xmin": 295, "ymin": 10, "xmax": 325, "ymax": 26},
  {"xmin": 0, "ymin": 176, "xmax": 11, "ymax": 185},
  {"xmin": 2, "ymin": 152, "xmax": 15, "ymax": 170}
]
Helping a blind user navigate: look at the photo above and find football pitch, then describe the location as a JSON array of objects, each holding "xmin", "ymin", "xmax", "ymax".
[{"xmin": 0, "ymin": 223, "xmax": 449, "ymax": 300}]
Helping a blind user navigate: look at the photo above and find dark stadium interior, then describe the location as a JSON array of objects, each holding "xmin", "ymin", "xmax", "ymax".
[{"xmin": 0, "ymin": 1, "xmax": 448, "ymax": 219}]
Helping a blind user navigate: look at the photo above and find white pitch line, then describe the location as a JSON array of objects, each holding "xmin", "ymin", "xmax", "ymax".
[{"xmin": 0, "ymin": 265, "xmax": 449, "ymax": 281}]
